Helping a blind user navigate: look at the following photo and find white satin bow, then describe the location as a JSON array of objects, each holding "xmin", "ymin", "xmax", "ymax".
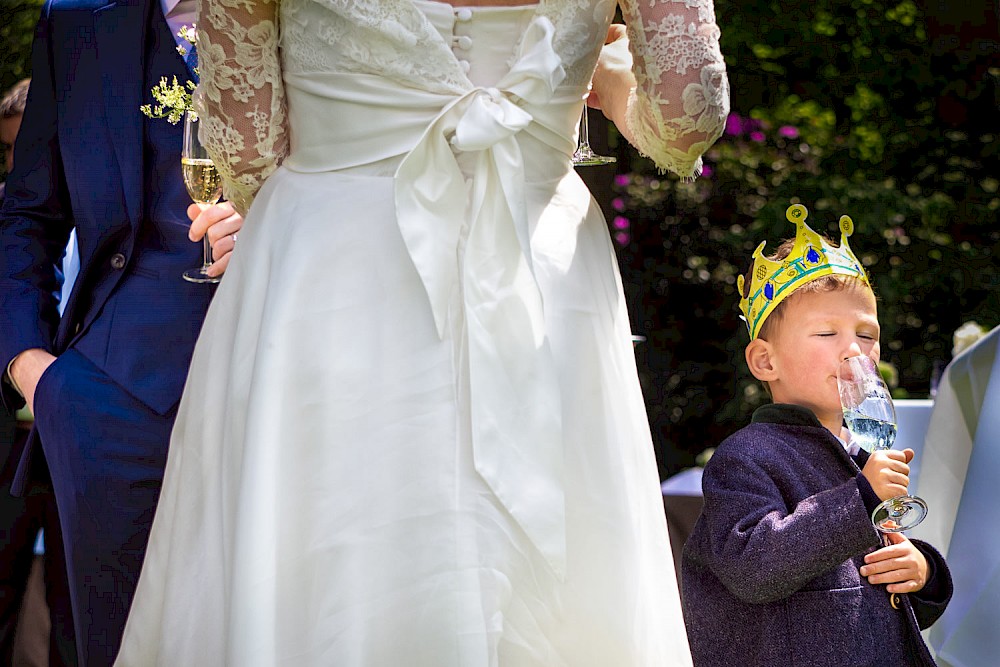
[{"xmin": 394, "ymin": 17, "xmax": 568, "ymax": 578}]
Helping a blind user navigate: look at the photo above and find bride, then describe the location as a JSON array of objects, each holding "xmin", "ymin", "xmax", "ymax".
[{"xmin": 116, "ymin": 0, "xmax": 728, "ymax": 664}]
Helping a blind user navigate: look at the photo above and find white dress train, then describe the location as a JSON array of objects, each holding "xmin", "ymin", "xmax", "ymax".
[{"xmin": 115, "ymin": 0, "xmax": 729, "ymax": 664}]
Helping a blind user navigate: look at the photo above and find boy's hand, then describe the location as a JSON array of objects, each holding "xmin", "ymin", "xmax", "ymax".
[
  {"xmin": 860, "ymin": 531, "xmax": 928, "ymax": 594},
  {"xmin": 861, "ymin": 449, "xmax": 913, "ymax": 501}
]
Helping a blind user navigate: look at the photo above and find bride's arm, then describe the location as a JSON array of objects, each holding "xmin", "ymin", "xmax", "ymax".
[
  {"xmin": 591, "ymin": 0, "xmax": 729, "ymax": 179},
  {"xmin": 194, "ymin": 0, "xmax": 288, "ymax": 216}
]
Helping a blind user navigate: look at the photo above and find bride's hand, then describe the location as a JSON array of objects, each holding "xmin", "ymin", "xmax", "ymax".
[
  {"xmin": 188, "ymin": 201, "xmax": 244, "ymax": 277},
  {"xmin": 588, "ymin": 24, "xmax": 636, "ymax": 144}
]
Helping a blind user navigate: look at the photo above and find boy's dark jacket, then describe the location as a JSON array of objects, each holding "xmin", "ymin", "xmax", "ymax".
[{"xmin": 682, "ymin": 404, "xmax": 952, "ymax": 667}]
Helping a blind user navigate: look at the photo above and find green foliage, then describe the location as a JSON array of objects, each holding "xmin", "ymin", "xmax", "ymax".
[
  {"xmin": 0, "ymin": 1, "xmax": 44, "ymax": 93},
  {"xmin": 140, "ymin": 27, "xmax": 198, "ymax": 124},
  {"xmin": 140, "ymin": 76, "xmax": 197, "ymax": 124},
  {"xmin": 614, "ymin": 0, "xmax": 999, "ymax": 478},
  {"xmin": 0, "ymin": 0, "xmax": 44, "ymax": 180}
]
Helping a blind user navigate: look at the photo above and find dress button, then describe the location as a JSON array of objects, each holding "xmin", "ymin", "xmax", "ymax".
[
  {"xmin": 458, "ymin": 60, "xmax": 471, "ymax": 73},
  {"xmin": 455, "ymin": 7, "xmax": 473, "ymax": 21},
  {"xmin": 455, "ymin": 35, "xmax": 473, "ymax": 50},
  {"xmin": 110, "ymin": 253, "xmax": 126, "ymax": 270}
]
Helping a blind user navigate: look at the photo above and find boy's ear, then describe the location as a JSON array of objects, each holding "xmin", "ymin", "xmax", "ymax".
[{"xmin": 745, "ymin": 338, "xmax": 778, "ymax": 382}]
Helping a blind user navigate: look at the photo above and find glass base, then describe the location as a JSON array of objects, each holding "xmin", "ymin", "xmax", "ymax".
[
  {"xmin": 572, "ymin": 149, "xmax": 616, "ymax": 167},
  {"xmin": 872, "ymin": 495, "xmax": 929, "ymax": 533},
  {"xmin": 182, "ymin": 267, "xmax": 221, "ymax": 284}
]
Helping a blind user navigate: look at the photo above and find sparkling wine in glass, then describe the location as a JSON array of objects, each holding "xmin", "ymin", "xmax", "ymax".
[
  {"xmin": 837, "ymin": 355, "xmax": 929, "ymax": 533},
  {"xmin": 181, "ymin": 111, "xmax": 223, "ymax": 284}
]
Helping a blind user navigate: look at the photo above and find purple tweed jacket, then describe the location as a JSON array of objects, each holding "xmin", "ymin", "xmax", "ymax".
[{"xmin": 681, "ymin": 404, "xmax": 952, "ymax": 667}]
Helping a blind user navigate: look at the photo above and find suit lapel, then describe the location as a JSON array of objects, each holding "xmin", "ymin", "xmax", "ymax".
[{"xmin": 94, "ymin": 0, "xmax": 149, "ymax": 227}]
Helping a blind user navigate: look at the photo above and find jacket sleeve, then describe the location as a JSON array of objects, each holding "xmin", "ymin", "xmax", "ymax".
[
  {"xmin": 194, "ymin": 0, "xmax": 288, "ymax": 216},
  {"xmin": 618, "ymin": 0, "xmax": 729, "ymax": 177},
  {"xmin": 908, "ymin": 539, "xmax": 953, "ymax": 629},
  {"xmin": 697, "ymin": 441, "xmax": 880, "ymax": 604},
  {"xmin": 0, "ymin": 1, "xmax": 74, "ymax": 412}
]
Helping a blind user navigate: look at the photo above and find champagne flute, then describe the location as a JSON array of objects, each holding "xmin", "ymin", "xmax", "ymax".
[
  {"xmin": 572, "ymin": 90, "xmax": 616, "ymax": 167},
  {"xmin": 180, "ymin": 111, "xmax": 223, "ymax": 284},
  {"xmin": 837, "ymin": 355, "xmax": 929, "ymax": 533}
]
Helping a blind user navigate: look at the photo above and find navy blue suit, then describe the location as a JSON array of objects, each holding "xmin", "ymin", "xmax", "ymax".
[{"xmin": 0, "ymin": 1, "xmax": 214, "ymax": 664}]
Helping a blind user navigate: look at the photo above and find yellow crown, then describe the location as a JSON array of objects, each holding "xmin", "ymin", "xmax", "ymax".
[{"xmin": 737, "ymin": 204, "xmax": 870, "ymax": 340}]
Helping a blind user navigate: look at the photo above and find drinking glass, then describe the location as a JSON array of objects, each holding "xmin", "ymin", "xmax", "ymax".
[
  {"xmin": 180, "ymin": 111, "xmax": 223, "ymax": 284},
  {"xmin": 837, "ymin": 355, "xmax": 929, "ymax": 533},
  {"xmin": 572, "ymin": 98, "xmax": 616, "ymax": 167}
]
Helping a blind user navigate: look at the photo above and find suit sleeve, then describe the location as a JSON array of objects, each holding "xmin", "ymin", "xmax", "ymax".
[{"xmin": 0, "ymin": 1, "xmax": 74, "ymax": 411}]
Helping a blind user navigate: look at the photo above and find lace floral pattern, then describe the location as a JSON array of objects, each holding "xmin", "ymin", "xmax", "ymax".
[
  {"xmin": 195, "ymin": 0, "xmax": 287, "ymax": 215},
  {"xmin": 194, "ymin": 0, "xmax": 728, "ymax": 210},
  {"xmin": 620, "ymin": 0, "xmax": 729, "ymax": 177}
]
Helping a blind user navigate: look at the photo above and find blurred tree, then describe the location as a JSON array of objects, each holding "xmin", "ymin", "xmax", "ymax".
[
  {"xmin": 1, "ymin": 0, "xmax": 44, "ymax": 180},
  {"xmin": 613, "ymin": 0, "xmax": 1000, "ymax": 478},
  {"xmin": 0, "ymin": 1, "xmax": 43, "ymax": 91}
]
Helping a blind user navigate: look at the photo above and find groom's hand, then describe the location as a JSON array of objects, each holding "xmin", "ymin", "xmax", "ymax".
[
  {"xmin": 9, "ymin": 348, "xmax": 57, "ymax": 415},
  {"xmin": 188, "ymin": 201, "xmax": 244, "ymax": 277}
]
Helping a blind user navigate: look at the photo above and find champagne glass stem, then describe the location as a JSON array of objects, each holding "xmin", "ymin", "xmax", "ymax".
[
  {"xmin": 200, "ymin": 236, "xmax": 213, "ymax": 272},
  {"xmin": 572, "ymin": 103, "xmax": 616, "ymax": 167}
]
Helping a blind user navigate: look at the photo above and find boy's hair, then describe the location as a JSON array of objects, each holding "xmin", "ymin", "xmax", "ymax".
[{"xmin": 0, "ymin": 79, "xmax": 30, "ymax": 119}]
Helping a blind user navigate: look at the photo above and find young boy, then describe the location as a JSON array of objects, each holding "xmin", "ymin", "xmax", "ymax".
[{"xmin": 681, "ymin": 204, "xmax": 952, "ymax": 666}]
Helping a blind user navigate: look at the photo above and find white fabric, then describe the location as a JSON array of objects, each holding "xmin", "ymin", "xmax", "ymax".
[
  {"xmin": 160, "ymin": 0, "xmax": 196, "ymax": 51},
  {"xmin": 909, "ymin": 325, "xmax": 1000, "ymax": 667},
  {"xmin": 192, "ymin": 0, "xmax": 728, "ymax": 214},
  {"xmin": 892, "ymin": 398, "xmax": 933, "ymax": 496},
  {"xmin": 116, "ymin": 2, "xmax": 719, "ymax": 665}
]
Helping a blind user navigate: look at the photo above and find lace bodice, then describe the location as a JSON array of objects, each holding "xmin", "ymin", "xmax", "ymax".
[{"xmin": 194, "ymin": 0, "xmax": 729, "ymax": 214}]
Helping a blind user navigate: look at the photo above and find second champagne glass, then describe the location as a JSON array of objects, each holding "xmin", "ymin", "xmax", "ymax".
[
  {"xmin": 837, "ymin": 355, "xmax": 929, "ymax": 533},
  {"xmin": 572, "ymin": 92, "xmax": 616, "ymax": 167},
  {"xmin": 181, "ymin": 111, "xmax": 223, "ymax": 284}
]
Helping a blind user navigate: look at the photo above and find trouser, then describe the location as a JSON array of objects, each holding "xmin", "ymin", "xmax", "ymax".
[{"xmin": 31, "ymin": 349, "xmax": 175, "ymax": 667}]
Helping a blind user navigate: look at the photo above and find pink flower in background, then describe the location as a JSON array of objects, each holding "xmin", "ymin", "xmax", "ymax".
[
  {"xmin": 750, "ymin": 130, "xmax": 766, "ymax": 142},
  {"xmin": 612, "ymin": 197, "xmax": 625, "ymax": 211},
  {"xmin": 614, "ymin": 174, "xmax": 630, "ymax": 187},
  {"xmin": 778, "ymin": 125, "xmax": 800, "ymax": 139},
  {"xmin": 725, "ymin": 114, "xmax": 743, "ymax": 136},
  {"xmin": 700, "ymin": 164, "xmax": 713, "ymax": 178},
  {"xmin": 613, "ymin": 216, "xmax": 630, "ymax": 230},
  {"xmin": 614, "ymin": 232, "xmax": 630, "ymax": 245}
]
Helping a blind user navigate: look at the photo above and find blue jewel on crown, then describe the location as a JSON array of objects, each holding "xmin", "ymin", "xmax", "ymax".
[
  {"xmin": 805, "ymin": 246, "xmax": 821, "ymax": 264},
  {"xmin": 764, "ymin": 281, "xmax": 775, "ymax": 300}
]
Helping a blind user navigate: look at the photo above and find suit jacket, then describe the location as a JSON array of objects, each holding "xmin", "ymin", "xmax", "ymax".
[
  {"xmin": 0, "ymin": 0, "xmax": 212, "ymax": 490},
  {"xmin": 681, "ymin": 404, "xmax": 952, "ymax": 667}
]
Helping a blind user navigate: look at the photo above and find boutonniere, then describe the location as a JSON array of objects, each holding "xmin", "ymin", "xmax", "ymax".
[{"xmin": 140, "ymin": 24, "xmax": 198, "ymax": 123}]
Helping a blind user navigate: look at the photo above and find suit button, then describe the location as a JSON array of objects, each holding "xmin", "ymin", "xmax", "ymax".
[{"xmin": 110, "ymin": 253, "xmax": 126, "ymax": 270}]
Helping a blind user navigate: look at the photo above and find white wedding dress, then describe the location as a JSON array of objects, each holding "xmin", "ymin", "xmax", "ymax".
[{"xmin": 116, "ymin": 0, "xmax": 727, "ymax": 664}]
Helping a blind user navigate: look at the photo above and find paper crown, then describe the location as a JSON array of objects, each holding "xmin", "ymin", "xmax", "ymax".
[{"xmin": 737, "ymin": 204, "xmax": 870, "ymax": 340}]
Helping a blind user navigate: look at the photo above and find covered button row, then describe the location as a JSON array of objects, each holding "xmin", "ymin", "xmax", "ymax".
[{"xmin": 453, "ymin": 7, "xmax": 473, "ymax": 73}]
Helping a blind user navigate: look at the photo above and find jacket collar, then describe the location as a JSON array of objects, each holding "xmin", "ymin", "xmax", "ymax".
[{"xmin": 751, "ymin": 403, "xmax": 828, "ymax": 429}]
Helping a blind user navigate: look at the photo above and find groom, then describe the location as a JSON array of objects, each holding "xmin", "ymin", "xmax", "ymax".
[{"xmin": 0, "ymin": 0, "xmax": 242, "ymax": 663}]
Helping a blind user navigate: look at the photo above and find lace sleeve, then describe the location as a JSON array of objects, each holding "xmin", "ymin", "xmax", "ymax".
[
  {"xmin": 195, "ymin": 0, "xmax": 288, "ymax": 215},
  {"xmin": 620, "ymin": 0, "xmax": 729, "ymax": 178}
]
